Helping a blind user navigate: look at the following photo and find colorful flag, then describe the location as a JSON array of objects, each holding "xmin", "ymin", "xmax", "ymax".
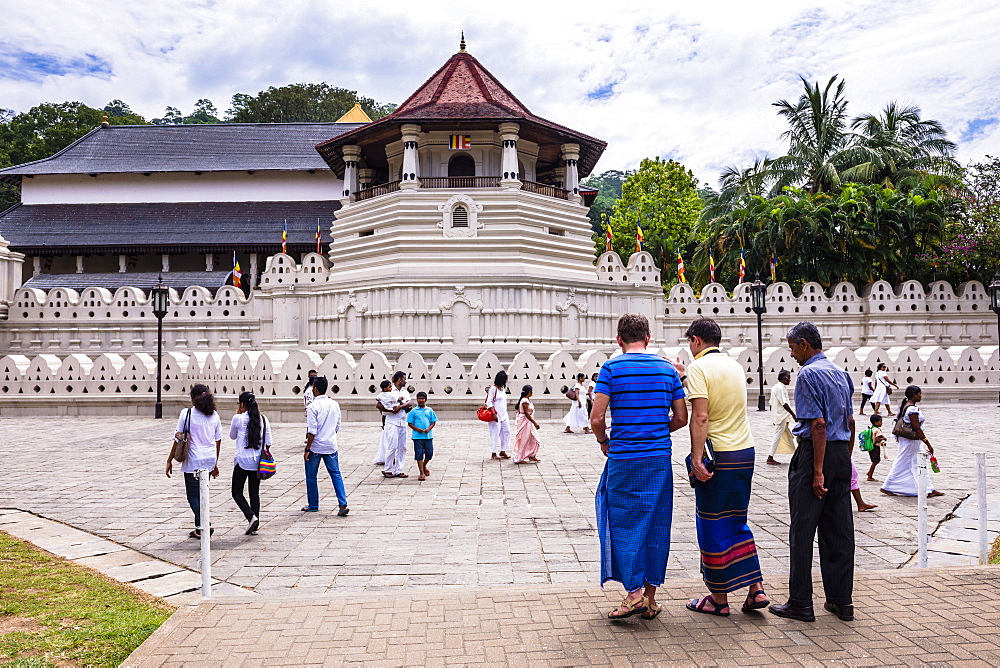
[
  {"xmin": 738, "ymin": 248, "xmax": 746, "ymax": 284},
  {"xmin": 770, "ymin": 254, "xmax": 777, "ymax": 282},
  {"xmin": 677, "ymin": 252, "xmax": 687, "ymax": 284},
  {"xmin": 635, "ymin": 223, "xmax": 644, "ymax": 253},
  {"xmin": 709, "ymin": 249, "xmax": 716, "ymax": 283},
  {"xmin": 282, "ymin": 220, "xmax": 288, "ymax": 254},
  {"xmin": 605, "ymin": 224, "xmax": 613, "ymax": 253},
  {"xmin": 232, "ymin": 251, "xmax": 242, "ymax": 288},
  {"xmin": 449, "ymin": 135, "xmax": 471, "ymax": 150},
  {"xmin": 316, "ymin": 221, "xmax": 322, "ymax": 254}
]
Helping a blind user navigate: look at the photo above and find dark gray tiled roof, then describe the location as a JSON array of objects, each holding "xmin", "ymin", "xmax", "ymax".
[
  {"xmin": 22, "ymin": 271, "xmax": 234, "ymax": 292},
  {"xmin": 0, "ymin": 123, "xmax": 363, "ymax": 178},
  {"xmin": 0, "ymin": 200, "xmax": 340, "ymax": 254}
]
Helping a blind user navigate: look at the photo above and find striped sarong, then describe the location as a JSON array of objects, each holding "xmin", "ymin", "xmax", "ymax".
[
  {"xmin": 694, "ymin": 447, "xmax": 763, "ymax": 593},
  {"xmin": 596, "ymin": 455, "xmax": 673, "ymax": 591}
]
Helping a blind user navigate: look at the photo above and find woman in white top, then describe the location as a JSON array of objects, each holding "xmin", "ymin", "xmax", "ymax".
[
  {"xmin": 563, "ymin": 373, "xmax": 591, "ymax": 433},
  {"xmin": 230, "ymin": 391, "xmax": 273, "ymax": 535},
  {"xmin": 870, "ymin": 362, "xmax": 898, "ymax": 417},
  {"xmin": 165, "ymin": 384, "xmax": 222, "ymax": 539},
  {"xmin": 487, "ymin": 370, "xmax": 511, "ymax": 460},
  {"xmin": 880, "ymin": 386, "xmax": 943, "ymax": 498}
]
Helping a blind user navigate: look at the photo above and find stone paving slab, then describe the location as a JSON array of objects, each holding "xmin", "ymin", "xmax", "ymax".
[{"xmin": 124, "ymin": 565, "xmax": 1000, "ymax": 666}]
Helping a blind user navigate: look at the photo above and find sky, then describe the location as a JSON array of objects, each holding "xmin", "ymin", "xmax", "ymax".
[{"xmin": 2, "ymin": 0, "xmax": 998, "ymax": 187}]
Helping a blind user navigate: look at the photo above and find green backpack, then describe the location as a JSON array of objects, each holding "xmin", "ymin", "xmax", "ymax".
[{"xmin": 858, "ymin": 427, "xmax": 875, "ymax": 452}]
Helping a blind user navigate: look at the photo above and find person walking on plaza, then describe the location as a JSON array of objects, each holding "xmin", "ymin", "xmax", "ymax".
[
  {"xmin": 563, "ymin": 372, "xmax": 591, "ymax": 434},
  {"xmin": 487, "ymin": 371, "xmax": 511, "ymax": 460},
  {"xmin": 513, "ymin": 384, "xmax": 542, "ymax": 464},
  {"xmin": 165, "ymin": 384, "xmax": 222, "ymax": 539},
  {"xmin": 592, "ymin": 313, "xmax": 687, "ymax": 621},
  {"xmin": 860, "ymin": 414, "xmax": 888, "ymax": 482},
  {"xmin": 372, "ymin": 379, "xmax": 396, "ymax": 466},
  {"xmin": 767, "ymin": 369, "xmax": 797, "ymax": 466},
  {"xmin": 407, "ymin": 392, "xmax": 437, "ymax": 481},
  {"xmin": 880, "ymin": 386, "xmax": 944, "ymax": 498},
  {"xmin": 870, "ymin": 363, "xmax": 897, "ymax": 417},
  {"xmin": 302, "ymin": 376, "xmax": 350, "ymax": 515},
  {"xmin": 382, "ymin": 371, "xmax": 412, "ymax": 478},
  {"xmin": 586, "ymin": 372, "xmax": 599, "ymax": 417},
  {"xmin": 769, "ymin": 322, "xmax": 856, "ymax": 623},
  {"xmin": 679, "ymin": 318, "xmax": 768, "ymax": 617},
  {"xmin": 303, "ymin": 369, "xmax": 318, "ymax": 409},
  {"xmin": 230, "ymin": 391, "xmax": 273, "ymax": 535},
  {"xmin": 858, "ymin": 369, "xmax": 875, "ymax": 415}
]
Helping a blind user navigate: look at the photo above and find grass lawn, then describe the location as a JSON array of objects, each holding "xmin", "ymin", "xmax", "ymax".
[{"xmin": 0, "ymin": 530, "xmax": 174, "ymax": 667}]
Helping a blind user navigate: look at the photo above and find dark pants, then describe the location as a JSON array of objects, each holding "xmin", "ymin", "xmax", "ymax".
[
  {"xmin": 232, "ymin": 465, "xmax": 260, "ymax": 521},
  {"xmin": 184, "ymin": 472, "xmax": 202, "ymax": 528},
  {"xmin": 787, "ymin": 438, "xmax": 854, "ymax": 607},
  {"xmin": 859, "ymin": 394, "xmax": 872, "ymax": 412}
]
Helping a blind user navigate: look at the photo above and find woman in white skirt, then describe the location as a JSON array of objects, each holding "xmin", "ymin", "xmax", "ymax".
[
  {"xmin": 870, "ymin": 362, "xmax": 898, "ymax": 417},
  {"xmin": 487, "ymin": 370, "xmax": 511, "ymax": 460},
  {"xmin": 880, "ymin": 385, "xmax": 944, "ymax": 498},
  {"xmin": 563, "ymin": 373, "xmax": 591, "ymax": 434}
]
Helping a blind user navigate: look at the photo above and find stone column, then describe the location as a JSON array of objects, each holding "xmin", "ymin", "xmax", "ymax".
[
  {"xmin": 161, "ymin": 254, "xmax": 170, "ymax": 273},
  {"xmin": 76, "ymin": 256, "xmax": 84, "ymax": 273},
  {"xmin": 358, "ymin": 168, "xmax": 375, "ymax": 191},
  {"xmin": 341, "ymin": 145, "xmax": 361, "ymax": 202},
  {"xmin": 32, "ymin": 256, "xmax": 40, "ymax": 277},
  {"xmin": 499, "ymin": 122, "xmax": 521, "ymax": 189},
  {"xmin": 119, "ymin": 255, "xmax": 127, "ymax": 273},
  {"xmin": 400, "ymin": 124, "xmax": 421, "ymax": 189},
  {"xmin": 205, "ymin": 253, "xmax": 214, "ymax": 271},
  {"xmin": 561, "ymin": 143, "xmax": 582, "ymax": 203},
  {"xmin": 0, "ymin": 234, "xmax": 25, "ymax": 318}
]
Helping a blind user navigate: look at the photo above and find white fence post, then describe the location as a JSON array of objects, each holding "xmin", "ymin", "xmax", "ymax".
[
  {"xmin": 917, "ymin": 451, "xmax": 929, "ymax": 568},
  {"xmin": 198, "ymin": 469, "xmax": 212, "ymax": 598},
  {"xmin": 977, "ymin": 452, "xmax": 989, "ymax": 565}
]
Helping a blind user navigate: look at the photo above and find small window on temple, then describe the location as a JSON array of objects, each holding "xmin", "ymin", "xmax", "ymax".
[
  {"xmin": 452, "ymin": 205, "xmax": 469, "ymax": 227},
  {"xmin": 448, "ymin": 154, "xmax": 475, "ymax": 177}
]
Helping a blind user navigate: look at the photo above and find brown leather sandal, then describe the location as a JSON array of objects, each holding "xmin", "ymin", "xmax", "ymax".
[{"xmin": 608, "ymin": 594, "xmax": 648, "ymax": 619}]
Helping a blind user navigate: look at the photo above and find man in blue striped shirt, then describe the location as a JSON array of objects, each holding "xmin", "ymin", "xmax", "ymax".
[{"xmin": 591, "ymin": 313, "xmax": 687, "ymax": 621}]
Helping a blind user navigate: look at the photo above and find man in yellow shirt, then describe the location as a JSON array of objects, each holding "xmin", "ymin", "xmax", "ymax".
[{"xmin": 679, "ymin": 317, "xmax": 768, "ymax": 618}]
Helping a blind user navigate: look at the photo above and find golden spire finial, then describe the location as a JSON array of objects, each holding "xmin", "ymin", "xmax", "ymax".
[{"xmin": 459, "ymin": 31, "xmax": 466, "ymax": 53}]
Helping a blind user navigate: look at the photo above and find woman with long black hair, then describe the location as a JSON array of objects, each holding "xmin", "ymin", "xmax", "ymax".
[
  {"xmin": 880, "ymin": 385, "xmax": 944, "ymax": 498},
  {"xmin": 165, "ymin": 384, "xmax": 222, "ymax": 538},
  {"xmin": 486, "ymin": 370, "xmax": 511, "ymax": 460},
  {"xmin": 230, "ymin": 391, "xmax": 273, "ymax": 535}
]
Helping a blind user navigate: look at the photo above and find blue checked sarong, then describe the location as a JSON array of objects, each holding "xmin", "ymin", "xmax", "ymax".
[
  {"xmin": 694, "ymin": 447, "xmax": 763, "ymax": 593},
  {"xmin": 596, "ymin": 455, "xmax": 673, "ymax": 591}
]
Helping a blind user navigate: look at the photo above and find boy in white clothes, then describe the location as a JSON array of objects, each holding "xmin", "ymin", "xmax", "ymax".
[{"xmin": 382, "ymin": 371, "xmax": 412, "ymax": 478}]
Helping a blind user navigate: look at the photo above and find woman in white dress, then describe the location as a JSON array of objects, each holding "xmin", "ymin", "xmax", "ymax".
[
  {"xmin": 880, "ymin": 385, "xmax": 944, "ymax": 498},
  {"xmin": 870, "ymin": 362, "xmax": 898, "ymax": 417},
  {"xmin": 563, "ymin": 373, "xmax": 592, "ymax": 434},
  {"xmin": 487, "ymin": 370, "xmax": 511, "ymax": 460}
]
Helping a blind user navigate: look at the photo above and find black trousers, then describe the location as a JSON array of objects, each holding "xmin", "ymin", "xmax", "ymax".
[
  {"xmin": 231, "ymin": 465, "xmax": 260, "ymax": 521},
  {"xmin": 787, "ymin": 438, "xmax": 854, "ymax": 607},
  {"xmin": 184, "ymin": 472, "xmax": 201, "ymax": 528}
]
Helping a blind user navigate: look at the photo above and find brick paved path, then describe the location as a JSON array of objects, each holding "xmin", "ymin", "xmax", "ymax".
[
  {"xmin": 124, "ymin": 567, "xmax": 1000, "ymax": 666},
  {"xmin": 0, "ymin": 403, "xmax": 996, "ymax": 594}
]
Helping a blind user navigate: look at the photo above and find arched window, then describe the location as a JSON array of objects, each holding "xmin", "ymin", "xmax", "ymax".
[
  {"xmin": 448, "ymin": 154, "xmax": 475, "ymax": 177},
  {"xmin": 452, "ymin": 204, "xmax": 469, "ymax": 228}
]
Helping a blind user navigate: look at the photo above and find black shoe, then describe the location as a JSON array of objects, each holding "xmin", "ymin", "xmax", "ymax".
[
  {"xmin": 768, "ymin": 602, "xmax": 816, "ymax": 622},
  {"xmin": 337, "ymin": 506, "xmax": 350, "ymax": 517},
  {"xmin": 823, "ymin": 602, "xmax": 854, "ymax": 621}
]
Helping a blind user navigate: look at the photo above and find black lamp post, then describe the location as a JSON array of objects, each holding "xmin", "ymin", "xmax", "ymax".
[
  {"xmin": 750, "ymin": 277, "xmax": 767, "ymax": 412},
  {"xmin": 989, "ymin": 276, "xmax": 1000, "ymax": 406},
  {"xmin": 151, "ymin": 277, "xmax": 170, "ymax": 419}
]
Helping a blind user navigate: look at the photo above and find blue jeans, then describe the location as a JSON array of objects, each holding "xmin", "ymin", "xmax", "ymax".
[{"xmin": 304, "ymin": 452, "xmax": 347, "ymax": 510}]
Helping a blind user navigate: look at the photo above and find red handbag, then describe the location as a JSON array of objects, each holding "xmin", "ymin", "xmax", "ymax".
[{"xmin": 477, "ymin": 389, "xmax": 498, "ymax": 422}]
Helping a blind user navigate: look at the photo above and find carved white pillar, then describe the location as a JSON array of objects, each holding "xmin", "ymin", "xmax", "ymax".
[
  {"xmin": 75, "ymin": 256, "xmax": 84, "ymax": 273},
  {"xmin": 205, "ymin": 253, "xmax": 214, "ymax": 272},
  {"xmin": 0, "ymin": 234, "xmax": 25, "ymax": 316},
  {"xmin": 561, "ymin": 143, "xmax": 581, "ymax": 203},
  {"xmin": 400, "ymin": 124, "xmax": 421, "ymax": 189},
  {"xmin": 341, "ymin": 144, "xmax": 361, "ymax": 203},
  {"xmin": 499, "ymin": 122, "xmax": 521, "ymax": 189},
  {"xmin": 32, "ymin": 256, "xmax": 41, "ymax": 276},
  {"xmin": 358, "ymin": 168, "xmax": 375, "ymax": 191},
  {"xmin": 119, "ymin": 255, "xmax": 127, "ymax": 273},
  {"xmin": 161, "ymin": 254, "xmax": 170, "ymax": 273}
]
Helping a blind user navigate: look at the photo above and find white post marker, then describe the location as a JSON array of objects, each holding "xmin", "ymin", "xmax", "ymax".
[
  {"xmin": 917, "ymin": 450, "xmax": 929, "ymax": 568},
  {"xmin": 976, "ymin": 452, "xmax": 988, "ymax": 565},
  {"xmin": 198, "ymin": 469, "xmax": 212, "ymax": 598}
]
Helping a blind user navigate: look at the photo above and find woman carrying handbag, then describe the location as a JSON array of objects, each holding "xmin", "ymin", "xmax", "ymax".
[
  {"xmin": 165, "ymin": 384, "xmax": 222, "ymax": 538},
  {"xmin": 230, "ymin": 391, "xmax": 273, "ymax": 535},
  {"xmin": 880, "ymin": 385, "xmax": 943, "ymax": 498}
]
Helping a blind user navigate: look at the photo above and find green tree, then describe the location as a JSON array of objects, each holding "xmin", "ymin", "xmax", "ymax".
[
  {"xmin": 603, "ymin": 158, "xmax": 701, "ymax": 279},
  {"xmin": 226, "ymin": 83, "xmax": 396, "ymax": 123},
  {"xmin": 581, "ymin": 169, "xmax": 629, "ymax": 235},
  {"xmin": 152, "ymin": 99, "xmax": 220, "ymax": 125},
  {"xmin": 102, "ymin": 99, "xmax": 146, "ymax": 123}
]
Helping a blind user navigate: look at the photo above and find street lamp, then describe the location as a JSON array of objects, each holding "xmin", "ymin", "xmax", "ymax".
[
  {"xmin": 989, "ymin": 276, "xmax": 1000, "ymax": 406},
  {"xmin": 750, "ymin": 276, "xmax": 767, "ymax": 412},
  {"xmin": 150, "ymin": 277, "xmax": 170, "ymax": 419}
]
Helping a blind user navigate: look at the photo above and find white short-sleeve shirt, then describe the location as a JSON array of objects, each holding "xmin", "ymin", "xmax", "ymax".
[
  {"xmin": 488, "ymin": 386, "xmax": 509, "ymax": 422},
  {"xmin": 230, "ymin": 413, "xmax": 273, "ymax": 471},
  {"xmin": 177, "ymin": 408, "xmax": 222, "ymax": 474}
]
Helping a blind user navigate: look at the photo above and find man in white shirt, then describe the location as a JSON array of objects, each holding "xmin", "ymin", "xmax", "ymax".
[
  {"xmin": 767, "ymin": 369, "xmax": 796, "ymax": 465},
  {"xmin": 302, "ymin": 377, "xmax": 349, "ymax": 515},
  {"xmin": 382, "ymin": 371, "xmax": 412, "ymax": 478}
]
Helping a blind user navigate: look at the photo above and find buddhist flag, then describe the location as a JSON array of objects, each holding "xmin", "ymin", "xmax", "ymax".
[
  {"xmin": 677, "ymin": 252, "xmax": 687, "ymax": 284},
  {"xmin": 449, "ymin": 135, "xmax": 471, "ymax": 150},
  {"xmin": 709, "ymin": 249, "xmax": 716, "ymax": 283},
  {"xmin": 232, "ymin": 251, "xmax": 242, "ymax": 288},
  {"xmin": 635, "ymin": 223, "xmax": 644, "ymax": 253},
  {"xmin": 738, "ymin": 248, "xmax": 746, "ymax": 284},
  {"xmin": 282, "ymin": 220, "xmax": 288, "ymax": 254},
  {"xmin": 605, "ymin": 224, "xmax": 613, "ymax": 253},
  {"xmin": 770, "ymin": 254, "xmax": 777, "ymax": 282},
  {"xmin": 316, "ymin": 221, "xmax": 322, "ymax": 254}
]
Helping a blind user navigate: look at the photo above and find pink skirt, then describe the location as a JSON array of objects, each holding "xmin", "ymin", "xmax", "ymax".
[{"xmin": 513, "ymin": 412, "xmax": 540, "ymax": 463}]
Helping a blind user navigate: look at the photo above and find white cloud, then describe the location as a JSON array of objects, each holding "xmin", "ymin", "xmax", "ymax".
[{"xmin": 2, "ymin": 0, "xmax": 998, "ymax": 185}]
